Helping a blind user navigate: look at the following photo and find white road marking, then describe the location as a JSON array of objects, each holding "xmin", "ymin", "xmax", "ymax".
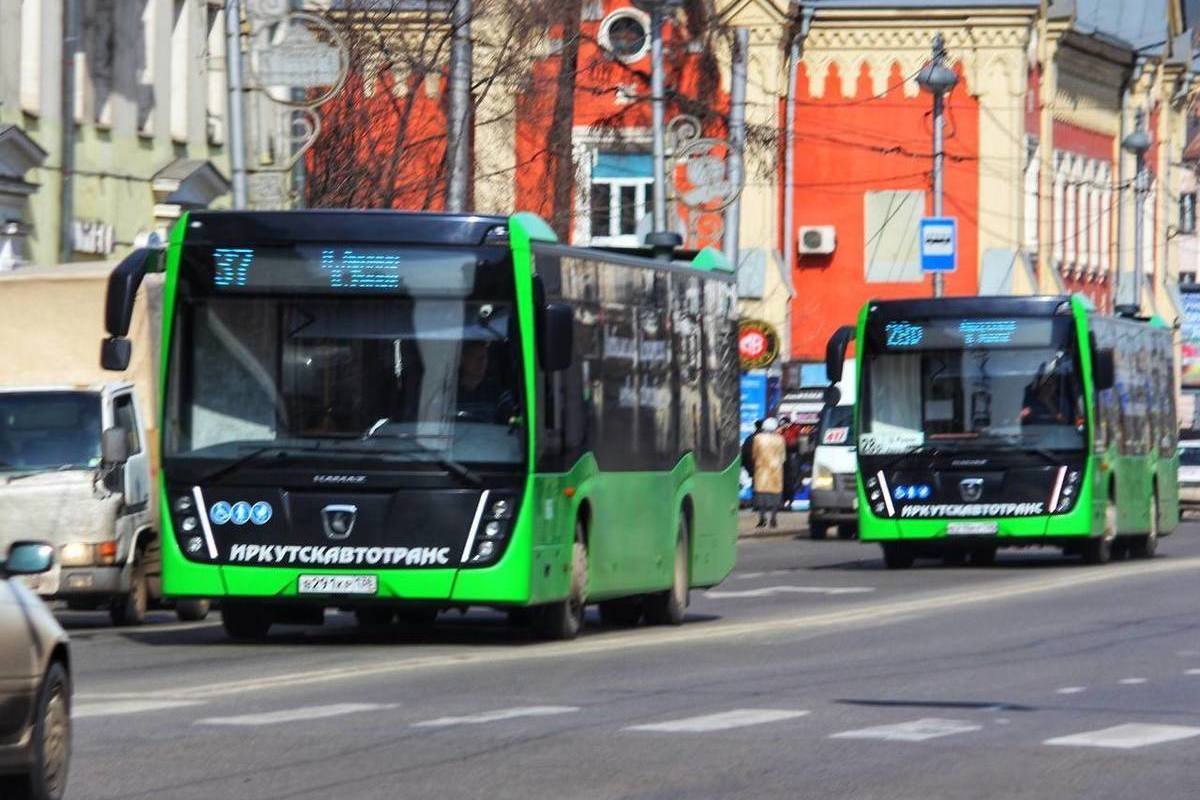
[
  {"xmin": 830, "ymin": 718, "xmax": 983, "ymax": 742},
  {"xmin": 196, "ymin": 703, "xmax": 395, "ymax": 727},
  {"xmin": 73, "ymin": 699, "xmax": 206, "ymax": 719},
  {"xmin": 1185, "ymin": 668, "xmax": 1200, "ymax": 676},
  {"xmin": 1118, "ymin": 678, "xmax": 1148, "ymax": 685},
  {"xmin": 1044, "ymin": 723, "xmax": 1200, "ymax": 750},
  {"xmin": 75, "ymin": 555, "xmax": 1200, "ymax": 702},
  {"xmin": 412, "ymin": 706, "xmax": 579, "ymax": 728},
  {"xmin": 705, "ymin": 585, "xmax": 875, "ymax": 599},
  {"xmin": 1055, "ymin": 687, "xmax": 1087, "ymax": 695},
  {"xmin": 625, "ymin": 709, "xmax": 809, "ymax": 733}
]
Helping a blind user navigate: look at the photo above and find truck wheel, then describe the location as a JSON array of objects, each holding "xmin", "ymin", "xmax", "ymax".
[
  {"xmin": 882, "ymin": 543, "xmax": 915, "ymax": 570},
  {"xmin": 109, "ymin": 549, "xmax": 148, "ymax": 627},
  {"xmin": 1130, "ymin": 492, "xmax": 1159, "ymax": 559},
  {"xmin": 809, "ymin": 521, "xmax": 829, "ymax": 540},
  {"xmin": 221, "ymin": 602, "xmax": 273, "ymax": 641},
  {"xmin": 644, "ymin": 519, "xmax": 689, "ymax": 626},
  {"xmin": 4, "ymin": 661, "xmax": 71, "ymax": 800},
  {"xmin": 836, "ymin": 523, "xmax": 857, "ymax": 540},
  {"xmin": 175, "ymin": 600, "xmax": 210, "ymax": 622},
  {"xmin": 598, "ymin": 597, "xmax": 643, "ymax": 628},
  {"xmin": 533, "ymin": 524, "xmax": 588, "ymax": 641}
]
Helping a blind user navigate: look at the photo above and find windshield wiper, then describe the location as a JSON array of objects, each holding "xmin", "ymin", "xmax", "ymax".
[
  {"xmin": 984, "ymin": 434, "xmax": 1067, "ymax": 467},
  {"xmin": 352, "ymin": 432, "xmax": 485, "ymax": 488},
  {"xmin": 878, "ymin": 443, "xmax": 949, "ymax": 473},
  {"xmin": 195, "ymin": 445, "xmax": 309, "ymax": 485}
]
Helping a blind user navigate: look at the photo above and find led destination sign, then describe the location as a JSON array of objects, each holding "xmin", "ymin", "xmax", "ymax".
[{"xmin": 875, "ymin": 318, "xmax": 1060, "ymax": 351}]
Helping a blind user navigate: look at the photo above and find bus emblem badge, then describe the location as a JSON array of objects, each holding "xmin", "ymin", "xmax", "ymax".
[
  {"xmin": 959, "ymin": 478, "xmax": 984, "ymax": 502},
  {"xmin": 322, "ymin": 505, "xmax": 358, "ymax": 540}
]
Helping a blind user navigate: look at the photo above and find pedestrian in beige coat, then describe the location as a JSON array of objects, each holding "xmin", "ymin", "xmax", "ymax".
[{"xmin": 752, "ymin": 417, "xmax": 786, "ymax": 528}]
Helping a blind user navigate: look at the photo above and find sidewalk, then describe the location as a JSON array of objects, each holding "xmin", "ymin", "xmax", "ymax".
[{"xmin": 738, "ymin": 509, "xmax": 809, "ymax": 539}]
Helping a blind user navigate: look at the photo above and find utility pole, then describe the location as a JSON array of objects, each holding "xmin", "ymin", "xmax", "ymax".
[
  {"xmin": 917, "ymin": 33, "xmax": 958, "ymax": 298},
  {"xmin": 648, "ymin": 3, "xmax": 668, "ymax": 232},
  {"xmin": 724, "ymin": 27, "xmax": 748, "ymax": 266},
  {"xmin": 226, "ymin": 0, "xmax": 248, "ymax": 208},
  {"xmin": 1121, "ymin": 109, "xmax": 1151, "ymax": 315},
  {"xmin": 446, "ymin": 0, "xmax": 473, "ymax": 212}
]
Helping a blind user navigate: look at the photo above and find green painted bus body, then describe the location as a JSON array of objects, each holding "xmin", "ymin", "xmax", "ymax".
[
  {"xmin": 853, "ymin": 295, "xmax": 1179, "ymax": 545},
  {"xmin": 157, "ymin": 212, "xmax": 739, "ymax": 605}
]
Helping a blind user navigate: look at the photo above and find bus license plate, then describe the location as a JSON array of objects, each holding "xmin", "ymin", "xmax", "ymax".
[
  {"xmin": 298, "ymin": 575, "xmax": 378, "ymax": 595},
  {"xmin": 946, "ymin": 522, "xmax": 997, "ymax": 535}
]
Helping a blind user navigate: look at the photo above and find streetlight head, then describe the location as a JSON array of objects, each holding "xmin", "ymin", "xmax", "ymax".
[
  {"xmin": 917, "ymin": 62, "xmax": 959, "ymax": 96},
  {"xmin": 1122, "ymin": 129, "xmax": 1151, "ymax": 155}
]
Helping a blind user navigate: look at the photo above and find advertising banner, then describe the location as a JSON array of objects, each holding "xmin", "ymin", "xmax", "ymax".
[{"xmin": 1181, "ymin": 286, "xmax": 1200, "ymax": 387}]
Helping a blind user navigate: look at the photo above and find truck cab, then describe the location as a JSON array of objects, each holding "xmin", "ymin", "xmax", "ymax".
[
  {"xmin": 0, "ymin": 383, "xmax": 166, "ymax": 623},
  {"xmin": 809, "ymin": 359, "xmax": 857, "ymax": 539}
]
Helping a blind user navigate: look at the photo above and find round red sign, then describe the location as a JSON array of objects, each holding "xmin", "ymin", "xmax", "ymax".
[{"xmin": 738, "ymin": 319, "xmax": 779, "ymax": 369}]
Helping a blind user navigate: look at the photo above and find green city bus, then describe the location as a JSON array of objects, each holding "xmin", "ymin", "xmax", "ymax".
[
  {"xmin": 101, "ymin": 211, "xmax": 740, "ymax": 640},
  {"xmin": 825, "ymin": 295, "xmax": 1178, "ymax": 568}
]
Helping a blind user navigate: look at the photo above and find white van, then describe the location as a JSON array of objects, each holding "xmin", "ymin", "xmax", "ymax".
[{"xmin": 809, "ymin": 359, "xmax": 856, "ymax": 539}]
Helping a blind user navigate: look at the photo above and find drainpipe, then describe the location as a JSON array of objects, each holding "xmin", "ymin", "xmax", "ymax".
[
  {"xmin": 782, "ymin": 8, "xmax": 813, "ymax": 294},
  {"xmin": 1115, "ymin": 59, "xmax": 1146, "ymax": 310},
  {"xmin": 58, "ymin": 0, "xmax": 80, "ymax": 262}
]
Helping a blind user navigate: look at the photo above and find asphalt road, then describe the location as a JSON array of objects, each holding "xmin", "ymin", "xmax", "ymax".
[{"xmin": 59, "ymin": 526, "xmax": 1200, "ymax": 800}]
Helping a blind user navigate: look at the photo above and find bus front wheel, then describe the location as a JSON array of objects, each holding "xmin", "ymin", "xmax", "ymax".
[
  {"xmin": 534, "ymin": 525, "xmax": 588, "ymax": 641},
  {"xmin": 881, "ymin": 543, "xmax": 915, "ymax": 570}
]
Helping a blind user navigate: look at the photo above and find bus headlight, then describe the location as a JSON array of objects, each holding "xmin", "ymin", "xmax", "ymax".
[
  {"xmin": 1051, "ymin": 466, "xmax": 1084, "ymax": 513},
  {"xmin": 468, "ymin": 495, "xmax": 518, "ymax": 564}
]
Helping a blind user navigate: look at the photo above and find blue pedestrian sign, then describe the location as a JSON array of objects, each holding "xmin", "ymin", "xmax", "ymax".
[{"xmin": 920, "ymin": 216, "xmax": 957, "ymax": 273}]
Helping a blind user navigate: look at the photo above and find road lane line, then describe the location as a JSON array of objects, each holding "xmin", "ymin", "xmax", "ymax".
[
  {"xmin": 196, "ymin": 703, "xmax": 396, "ymax": 727},
  {"xmin": 1185, "ymin": 669, "xmax": 1200, "ymax": 676},
  {"xmin": 413, "ymin": 706, "xmax": 578, "ymax": 728},
  {"xmin": 94, "ymin": 555, "xmax": 1200, "ymax": 702},
  {"xmin": 705, "ymin": 585, "xmax": 875, "ymax": 599},
  {"xmin": 1118, "ymin": 678, "xmax": 1148, "ymax": 685},
  {"xmin": 830, "ymin": 718, "xmax": 983, "ymax": 742},
  {"xmin": 73, "ymin": 699, "xmax": 206, "ymax": 719},
  {"xmin": 1044, "ymin": 723, "xmax": 1200, "ymax": 750},
  {"xmin": 1055, "ymin": 687, "xmax": 1087, "ymax": 695},
  {"xmin": 625, "ymin": 709, "xmax": 808, "ymax": 733}
]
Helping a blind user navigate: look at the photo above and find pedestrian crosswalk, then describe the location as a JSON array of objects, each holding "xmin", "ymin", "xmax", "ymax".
[{"xmin": 74, "ymin": 696, "xmax": 1200, "ymax": 754}]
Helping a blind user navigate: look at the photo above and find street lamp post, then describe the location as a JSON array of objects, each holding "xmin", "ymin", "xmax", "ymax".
[
  {"xmin": 1120, "ymin": 110, "xmax": 1151, "ymax": 316},
  {"xmin": 225, "ymin": 0, "xmax": 249, "ymax": 209},
  {"xmin": 634, "ymin": 0, "xmax": 683, "ymax": 236},
  {"xmin": 916, "ymin": 33, "xmax": 958, "ymax": 298}
]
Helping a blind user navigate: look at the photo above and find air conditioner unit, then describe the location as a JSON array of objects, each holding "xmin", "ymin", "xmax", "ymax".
[{"xmin": 798, "ymin": 225, "xmax": 836, "ymax": 256}]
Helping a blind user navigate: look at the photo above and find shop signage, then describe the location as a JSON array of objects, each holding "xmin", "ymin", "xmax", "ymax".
[{"xmin": 738, "ymin": 319, "xmax": 779, "ymax": 370}]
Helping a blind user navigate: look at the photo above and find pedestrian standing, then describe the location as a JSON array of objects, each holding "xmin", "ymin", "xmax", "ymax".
[
  {"xmin": 741, "ymin": 419, "xmax": 763, "ymax": 477},
  {"xmin": 752, "ymin": 417, "xmax": 786, "ymax": 528},
  {"xmin": 780, "ymin": 417, "xmax": 800, "ymax": 510}
]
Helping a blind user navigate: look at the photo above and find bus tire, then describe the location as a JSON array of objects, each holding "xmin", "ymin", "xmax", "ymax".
[
  {"xmin": 534, "ymin": 525, "xmax": 588, "ymax": 641},
  {"xmin": 175, "ymin": 600, "xmax": 210, "ymax": 622},
  {"xmin": 809, "ymin": 521, "xmax": 829, "ymax": 540},
  {"xmin": 1130, "ymin": 492, "xmax": 1159, "ymax": 559},
  {"xmin": 109, "ymin": 547, "xmax": 148, "ymax": 627},
  {"xmin": 221, "ymin": 602, "xmax": 273, "ymax": 641},
  {"xmin": 644, "ymin": 519, "xmax": 690, "ymax": 626},
  {"xmin": 598, "ymin": 598, "xmax": 642, "ymax": 628},
  {"xmin": 1081, "ymin": 536, "xmax": 1111, "ymax": 565},
  {"xmin": 881, "ymin": 543, "xmax": 914, "ymax": 570}
]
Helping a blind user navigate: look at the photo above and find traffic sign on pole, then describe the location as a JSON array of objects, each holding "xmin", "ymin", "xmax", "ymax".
[{"xmin": 920, "ymin": 216, "xmax": 957, "ymax": 273}]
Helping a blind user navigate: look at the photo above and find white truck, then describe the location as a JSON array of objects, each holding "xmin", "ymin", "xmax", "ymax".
[
  {"xmin": 808, "ymin": 359, "xmax": 858, "ymax": 539},
  {"xmin": 0, "ymin": 262, "xmax": 207, "ymax": 624}
]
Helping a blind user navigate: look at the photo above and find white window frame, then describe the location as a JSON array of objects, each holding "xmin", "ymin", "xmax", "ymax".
[
  {"xmin": 18, "ymin": 0, "xmax": 41, "ymax": 115},
  {"xmin": 590, "ymin": 175, "xmax": 652, "ymax": 247},
  {"xmin": 598, "ymin": 8, "xmax": 651, "ymax": 64}
]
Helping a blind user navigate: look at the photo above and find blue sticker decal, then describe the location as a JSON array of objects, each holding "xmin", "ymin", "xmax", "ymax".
[
  {"xmin": 209, "ymin": 501, "xmax": 232, "ymax": 526},
  {"xmin": 917, "ymin": 484, "xmax": 932, "ymax": 500},
  {"xmin": 231, "ymin": 501, "xmax": 252, "ymax": 526},
  {"xmin": 893, "ymin": 486, "xmax": 906, "ymax": 500},
  {"xmin": 250, "ymin": 501, "xmax": 273, "ymax": 526}
]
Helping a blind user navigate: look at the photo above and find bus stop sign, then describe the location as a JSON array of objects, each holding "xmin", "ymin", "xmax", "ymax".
[{"xmin": 920, "ymin": 216, "xmax": 957, "ymax": 273}]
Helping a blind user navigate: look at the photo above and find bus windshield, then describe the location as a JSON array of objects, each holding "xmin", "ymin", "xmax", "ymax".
[
  {"xmin": 860, "ymin": 316, "xmax": 1085, "ymax": 455},
  {"xmin": 165, "ymin": 245, "xmax": 524, "ymax": 467}
]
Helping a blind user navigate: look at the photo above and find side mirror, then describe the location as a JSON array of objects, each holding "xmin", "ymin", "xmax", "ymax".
[
  {"xmin": 105, "ymin": 247, "xmax": 151, "ymax": 337},
  {"xmin": 4, "ymin": 542, "xmax": 55, "ymax": 577},
  {"xmin": 101, "ymin": 427, "xmax": 129, "ymax": 465},
  {"xmin": 540, "ymin": 303, "xmax": 574, "ymax": 372},
  {"xmin": 1093, "ymin": 347, "xmax": 1116, "ymax": 391},
  {"xmin": 101, "ymin": 337, "xmax": 131, "ymax": 371},
  {"xmin": 823, "ymin": 385, "xmax": 841, "ymax": 406},
  {"xmin": 825, "ymin": 325, "xmax": 854, "ymax": 385}
]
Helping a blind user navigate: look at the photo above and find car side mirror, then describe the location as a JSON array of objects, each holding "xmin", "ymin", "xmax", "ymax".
[
  {"xmin": 102, "ymin": 427, "xmax": 129, "ymax": 465},
  {"xmin": 1092, "ymin": 347, "xmax": 1115, "ymax": 391},
  {"xmin": 540, "ymin": 303, "xmax": 574, "ymax": 372},
  {"xmin": 825, "ymin": 325, "xmax": 854, "ymax": 384},
  {"xmin": 101, "ymin": 336, "xmax": 131, "ymax": 371},
  {"xmin": 4, "ymin": 542, "xmax": 55, "ymax": 577}
]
